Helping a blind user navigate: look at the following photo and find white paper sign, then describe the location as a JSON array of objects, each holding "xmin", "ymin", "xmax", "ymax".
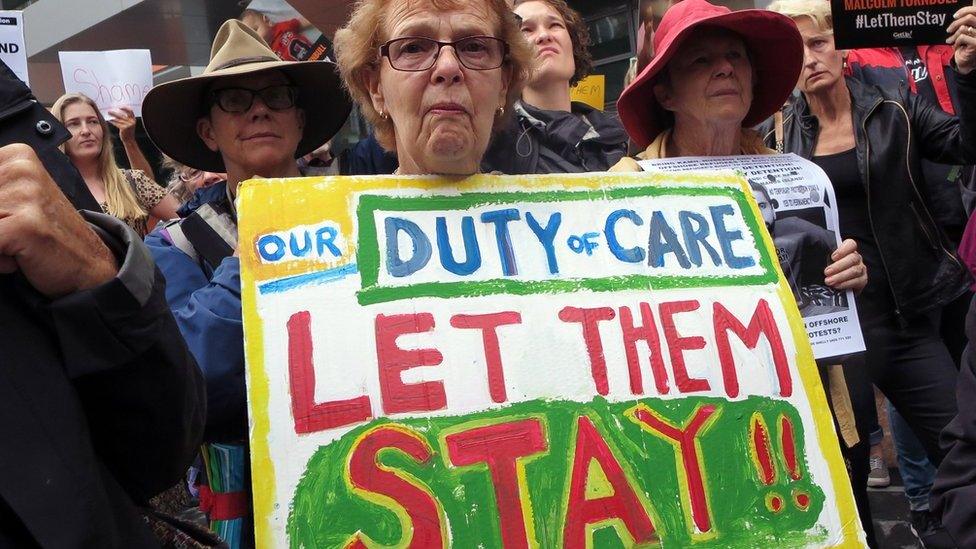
[
  {"xmin": 0, "ymin": 11, "xmax": 28, "ymax": 86},
  {"xmin": 58, "ymin": 49, "xmax": 153, "ymax": 117},
  {"xmin": 639, "ymin": 154, "xmax": 867, "ymax": 360}
]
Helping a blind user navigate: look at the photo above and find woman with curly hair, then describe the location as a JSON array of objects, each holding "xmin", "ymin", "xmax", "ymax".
[{"xmin": 482, "ymin": 0, "xmax": 628, "ymax": 174}]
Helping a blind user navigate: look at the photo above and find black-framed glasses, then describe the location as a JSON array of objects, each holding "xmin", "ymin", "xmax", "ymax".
[
  {"xmin": 209, "ymin": 85, "xmax": 298, "ymax": 113},
  {"xmin": 380, "ymin": 36, "xmax": 509, "ymax": 71}
]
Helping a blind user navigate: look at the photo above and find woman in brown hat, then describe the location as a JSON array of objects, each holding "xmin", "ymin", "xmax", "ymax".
[{"xmin": 141, "ymin": 19, "xmax": 350, "ymax": 543}]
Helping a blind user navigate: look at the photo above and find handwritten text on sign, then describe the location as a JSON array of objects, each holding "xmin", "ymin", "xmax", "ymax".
[
  {"xmin": 238, "ymin": 173, "xmax": 865, "ymax": 548},
  {"xmin": 58, "ymin": 49, "xmax": 153, "ymax": 117}
]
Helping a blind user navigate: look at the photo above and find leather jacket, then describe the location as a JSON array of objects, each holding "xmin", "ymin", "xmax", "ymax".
[{"xmin": 760, "ymin": 74, "xmax": 976, "ymax": 323}]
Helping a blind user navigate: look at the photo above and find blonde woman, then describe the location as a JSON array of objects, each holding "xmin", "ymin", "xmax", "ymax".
[{"xmin": 51, "ymin": 93, "xmax": 180, "ymax": 236}]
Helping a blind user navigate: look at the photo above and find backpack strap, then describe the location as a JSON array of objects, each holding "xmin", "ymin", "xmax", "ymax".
[{"xmin": 160, "ymin": 201, "xmax": 238, "ymax": 268}]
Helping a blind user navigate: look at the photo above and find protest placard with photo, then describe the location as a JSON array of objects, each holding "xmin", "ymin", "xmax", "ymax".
[
  {"xmin": 830, "ymin": 0, "xmax": 964, "ymax": 49},
  {"xmin": 639, "ymin": 154, "xmax": 866, "ymax": 361},
  {"xmin": 238, "ymin": 171, "xmax": 865, "ymax": 547}
]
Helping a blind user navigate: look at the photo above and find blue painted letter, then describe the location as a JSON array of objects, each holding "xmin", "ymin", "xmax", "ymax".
[
  {"xmin": 480, "ymin": 208, "xmax": 521, "ymax": 276},
  {"xmin": 258, "ymin": 234, "xmax": 286, "ymax": 262},
  {"xmin": 385, "ymin": 217, "xmax": 432, "ymax": 277},
  {"xmin": 710, "ymin": 204, "xmax": 755, "ymax": 269},
  {"xmin": 436, "ymin": 216, "xmax": 482, "ymax": 275},
  {"xmin": 525, "ymin": 211, "xmax": 562, "ymax": 274},
  {"xmin": 316, "ymin": 226, "xmax": 341, "ymax": 257},
  {"xmin": 605, "ymin": 209, "xmax": 646, "ymax": 263},
  {"xmin": 679, "ymin": 210, "xmax": 722, "ymax": 267},
  {"xmin": 648, "ymin": 211, "xmax": 691, "ymax": 269}
]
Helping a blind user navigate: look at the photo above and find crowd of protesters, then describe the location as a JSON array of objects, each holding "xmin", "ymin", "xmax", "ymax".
[{"xmin": 4, "ymin": 0, "xmax": 976, "ymax": 546}]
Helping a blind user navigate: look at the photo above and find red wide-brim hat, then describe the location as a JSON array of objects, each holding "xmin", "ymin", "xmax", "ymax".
[{"xmin": 617, "ymin": 0, "xmax": 803, "ymax": 149}]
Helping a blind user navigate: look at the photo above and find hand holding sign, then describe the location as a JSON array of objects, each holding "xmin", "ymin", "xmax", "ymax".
[
  {"xmin": 948, "ymin": 6, "xmax": 976, "ymax": 73},
  {"xmin": 107, "ymin": 106, "xmax": 137, "ymax": 142},
  {"xmin": 824, "ymin": 238, "xmax": 867, "ymax": 292}
]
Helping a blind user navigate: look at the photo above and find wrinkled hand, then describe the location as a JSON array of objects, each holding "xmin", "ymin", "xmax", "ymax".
[
  {"xmin": 947, "ymin": 6, "xmax": 976, "ymax": 74},
  {"xmin": 823, "ymin": 238, "xmax": 867, "ymax": 293},
  {"xmin": 0, "ymin": 144, "xmax": 117, "ymax": 297},
  {"xmin": 107, "ymin": 106, "xmax": 138, "ymax": 142}
]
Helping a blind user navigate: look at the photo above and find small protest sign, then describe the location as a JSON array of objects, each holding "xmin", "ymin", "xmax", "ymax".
[
  {"xmin": 239, "ymin": 172, "xmax": 866, "ymax": 548},
  {"xmin": 58, "ymin": 50, "xmax": 153, "ymax": 118},
  {"xmin": 831, "ymin": 0, "xmax": 963, "ymax": 49},
  {"xmin": 570, "ymin": 74, "xmax": 605, "ymax": 111},
  {"xmin": 0, "ymin": 11, "xmax": 28, "ymax": 86}
]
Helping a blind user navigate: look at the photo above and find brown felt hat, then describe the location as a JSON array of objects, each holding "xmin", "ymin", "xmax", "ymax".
[{"xmin": 142, "ymin": 19, "xmax": 350, "ymax": 172}]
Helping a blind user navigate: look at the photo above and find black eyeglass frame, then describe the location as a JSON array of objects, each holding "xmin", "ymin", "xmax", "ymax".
[
  {"xmin": 208, "ymin": 85, "xmax": 300, "ymax": 114},
  {"xmin": 379, "ymin": 36, "xmax": 510, "ymax": 72}
]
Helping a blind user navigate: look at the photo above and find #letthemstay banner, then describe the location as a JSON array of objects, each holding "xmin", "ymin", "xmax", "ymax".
[
  {"xmin": 830, "ymin": 0, "xmax": 964, "ymax": 49},
  {"xmin": 238, "ymin": 172, "xmax": 866, "ymax": 548}
]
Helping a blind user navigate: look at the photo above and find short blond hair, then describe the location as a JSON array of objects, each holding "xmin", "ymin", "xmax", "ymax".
[
  {"xmin": 334, "ymin": 0, "xmax": 533, "ymax": 152},
  {"xmin": 767, "ymin": 0, "xmax": 833, "ymax": 32}
]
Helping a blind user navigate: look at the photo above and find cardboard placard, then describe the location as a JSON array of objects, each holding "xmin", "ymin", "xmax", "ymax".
[
  {"xmin": 0, "ymin": 11, "xmax": 27, "ymax": 86},
  {"xmin": 58, "ymin": 49, "xmax": 153, "ymax": 117},
  {"xmin": 238, "ymin": 172, "xmax": 866, "ymax": 548},
  {"xmin": 831, "ymin": 0, "xmax": 964, "ymax": 49},
  {"xmin": 570, "ymin": 74, "xmax": 605, "ymax": 111}
]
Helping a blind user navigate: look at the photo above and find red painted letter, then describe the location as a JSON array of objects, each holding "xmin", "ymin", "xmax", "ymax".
[
  {"xmin": 563, "ymin": 416, "xmax": 657, "ymax": 548},
  {"xmin": 450, "ymin": 312, "xmax": 522, "ymax": 403},
  {"xmin": 619, "ymin": 303, "xmax": 669, "ymax": 395},
  {"xmin": 659, "ymin": 300, "xmax": 710, "ymax": 393},
  {"xmin": 445, "ymin": 418, "xmax": 548, "ymax": 549},
  {"xmin": 712, "ymin": 299, "xmax": 792, "ymax": 398},
  {"xmin": 559, "ymin": 306, "xmax": 616, "ymax": 395},
  {"xmin": 288, "ymin": 311, "xmax": 372, "ymax": 434},
  {"xmin": 630, "ymin": 404, "xmax": 719, "ymax": 535},
  {"xmin": 375, "ymin": 313, "xmax": 446, "ymax": 414},
  {"xmin": 346, "ymin": 425, "xmax": 445, "ymax": 548}
]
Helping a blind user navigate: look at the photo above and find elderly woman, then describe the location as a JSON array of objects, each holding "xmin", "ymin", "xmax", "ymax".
[
  {"xmin": 140, "ymin": 19, "xmax": 350, "ymax": 543},
  {"xmin": 334, "ymin": 0, "xmax": 532, "ymax": 175},
  {"xmin": 481, "ymin": 0, "xmax": 628, "ymax": 173},
  {"xmin": 609, "ymin": 0, "xmax": 876, "ymax": 541}
]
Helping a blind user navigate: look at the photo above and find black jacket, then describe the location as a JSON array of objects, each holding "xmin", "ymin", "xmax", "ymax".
[
  {"xmin": 482, "ymin": 101, "xmax": 628, "ymax": 174},
  {"xmin": 759, "ymin": 74, "xmax": 976, "ymax": 323},
  {"xmin": 932, "ymin": 295, "xmax": 976, "ymax": 548},
  {"xmin": 0, "ymin": 61, "xmax": 206, "ymax": 547}
]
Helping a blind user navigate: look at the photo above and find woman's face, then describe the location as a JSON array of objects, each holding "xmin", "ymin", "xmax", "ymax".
[
  {"xmin": 515, "ymin": 1, "xmax": 575, "ymax": 87},
  {"xmin": 62, "ymin": 102, "xmax": 103, "ymax": 162},
  {"xmin": 654, "ymin": 28, "xmax": 753, "ymax": 130},
  {"xmin": 795, "ymin": 17, "xmax": 845, "ymax": 95},
  {"xmin": 368, "ymin": 1, "xmax": 511, "ymax": 175}
]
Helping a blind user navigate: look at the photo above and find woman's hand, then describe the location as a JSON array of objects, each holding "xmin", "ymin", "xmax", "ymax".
[
  {"xmin": 824, "ymin": 238, "xmax": 867, "ymax": 293},
  {"xmin": 947, "ymin": 6, "xmax": 976, "ymax": 74},
  {"xmin": 107, "ymin": 106, "xmax": 138, "ymax": 143}
]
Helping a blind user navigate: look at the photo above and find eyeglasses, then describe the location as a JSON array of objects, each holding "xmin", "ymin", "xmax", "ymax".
[
  {"xmin": 209, "ymin": 85, "xmax": 298, "ymax": 113},
  {"xmin": 179, "ymin": 168, "xmax": 203, "ymax": 183},
  {"xmin": 380, "ymin": 36, "xmax": 509, "ymax": 71}
]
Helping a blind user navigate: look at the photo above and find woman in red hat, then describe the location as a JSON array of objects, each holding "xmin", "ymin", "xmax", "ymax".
[{"xmin": 610, "ymin": 0, "xmax": 878, "ymax": 542}]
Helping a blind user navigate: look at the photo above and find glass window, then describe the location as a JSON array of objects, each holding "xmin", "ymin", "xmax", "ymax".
[{"xmin": 586, "ymin": 9, "xmax": 634, "ymax": 61}]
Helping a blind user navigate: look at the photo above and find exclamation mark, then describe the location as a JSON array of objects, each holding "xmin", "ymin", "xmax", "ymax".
[
  {"xmin": 749, "ymin": 413, "xmax": 776, "ymax": 485},
  {"xmin": 779, "ymin": 414, "xmax": 810, "ymax": 511}
]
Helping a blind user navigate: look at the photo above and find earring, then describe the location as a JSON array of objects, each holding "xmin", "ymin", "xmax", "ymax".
[
  {"xmin": 497, "ymin": 106, "xmax": 505, "ymax": 116},
  {"xmin": 379, "ymin": 110, "xmax": 389, "ymax": 120}
]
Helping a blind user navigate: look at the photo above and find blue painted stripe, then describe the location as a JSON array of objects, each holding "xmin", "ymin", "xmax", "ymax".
[{"xmin": 258, "ymin": 263, "xmax": 358, "ymax": 295}]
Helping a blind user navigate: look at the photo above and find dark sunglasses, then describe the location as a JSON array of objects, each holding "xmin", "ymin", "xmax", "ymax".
[{"xmin": 209, "ymin": 85, "xmax": 299, "ymax": 113}]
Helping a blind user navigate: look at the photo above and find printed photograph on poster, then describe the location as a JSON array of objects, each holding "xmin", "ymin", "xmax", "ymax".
[
  {"xmin": 239, "ymin": 0, "xmax": 334, "ymax": 61},
  {"xmin": 830, "ymin": 0, "xmax": 965, "ymax": 49},
  {"xmin": 639, "ymin": 154, "xmax": 866, "ymax": 360}
]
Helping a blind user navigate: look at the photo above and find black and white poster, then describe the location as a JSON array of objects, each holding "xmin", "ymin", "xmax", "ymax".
[{"xmin": 639, "ymin": 154, "xmax": 866, "ymax": 360}]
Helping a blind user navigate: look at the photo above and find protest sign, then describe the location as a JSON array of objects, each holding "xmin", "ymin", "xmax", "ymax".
[
  {"xmin": 0, "ymin": 11, "xmax": 27, "ymax": 86},
  {"xmin": 570, "ymin": 74, "xmax": 606, "ymax": 111},
  {"xmin": 58, "ymin": 49, "xmax": 153, "ymax": 117},
  {"xmin": 238, "ymin": 172, "xmax": 866, "ymax": 548},
  {"xmin": 639, "ymin": 155, "xmax": 866, "ymax": 361},
  {"xmin": 830, "ymin": 0, "xmax": 962, "ymax": 49}
]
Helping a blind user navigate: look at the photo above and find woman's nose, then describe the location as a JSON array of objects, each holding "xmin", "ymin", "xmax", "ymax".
[{"xmin": 431, "ymin": 45, "xmax": 464, "ymax": 83}]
